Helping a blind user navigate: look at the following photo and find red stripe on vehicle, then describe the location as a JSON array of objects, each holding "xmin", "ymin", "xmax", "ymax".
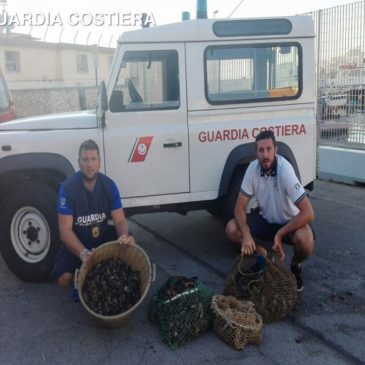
[{"xmin": 129, "ymin": 136, "xmax": 153, "ymax": 163}]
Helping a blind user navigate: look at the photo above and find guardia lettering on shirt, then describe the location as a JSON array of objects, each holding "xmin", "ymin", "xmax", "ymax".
[{"xmin": 76, "ymin": 213, "xmax": 107, "ymax": 226}]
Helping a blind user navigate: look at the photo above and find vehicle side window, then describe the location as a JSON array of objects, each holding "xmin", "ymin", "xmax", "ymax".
[
  {"xmin": 110, "ymin": 49, "xmax": 179, "ymax": 112},
  {"xmin": 205, "ymin": 43, "xmax": 301, "ymax": 104}
]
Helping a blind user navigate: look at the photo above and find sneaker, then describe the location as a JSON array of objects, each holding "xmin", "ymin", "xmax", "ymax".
[{"xmin": 290, "ymin": 261, "xmax": 303, "ymax": 292}]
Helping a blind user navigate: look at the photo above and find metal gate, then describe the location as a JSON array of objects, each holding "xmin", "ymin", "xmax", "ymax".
[{"xmin": 306, "ymin": 1, "xmax": 365, "ymax": 150}]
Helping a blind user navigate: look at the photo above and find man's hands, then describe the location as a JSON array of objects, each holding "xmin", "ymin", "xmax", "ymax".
[
  {"xmin": 117, "ymin": 234, "xmax": 135, "ymax": 245},
  {"xmin": 272, "ymin": 232, "xmax": 285, "ymax": 261},
  {"xmin": 78, "ymin": 234, "xmax": 135, "ymax": 265},
  {"xmin": 79, "ymin": 248, "xmax": 95, "ymax": 263},
  {"xmin": 241, "ymin": 234, "xmax": 256, "ymax": 255},
  {"xmin": 241, "ymin": 231, "xmax": 285, "ymax": 261}
]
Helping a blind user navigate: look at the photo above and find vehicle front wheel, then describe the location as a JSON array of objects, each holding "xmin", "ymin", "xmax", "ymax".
[{"xmin": 0, "ymin": 182, "xmax": 60, "ymax": 282}]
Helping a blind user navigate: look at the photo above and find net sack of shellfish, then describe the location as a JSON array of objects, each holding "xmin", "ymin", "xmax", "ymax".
[
  {"xmin": 223, "ymin": 253, "xmax": 267, "ymax": 300},
  {"xmin": 149, "ymin": 276, "xmax": 213, "ymax": 348},
  {"xmin": 211, "ymin": 295, "xmax": 263, "ymax": 350},
  {"xmin": 224, "ymin": 252, "xmax": 297, "ymax": 323}
]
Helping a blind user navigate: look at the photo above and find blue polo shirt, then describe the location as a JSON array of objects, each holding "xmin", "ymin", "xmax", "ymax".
[{"xmin": 57, "ymin": 171, "xmax": 122, "ymax": 248}]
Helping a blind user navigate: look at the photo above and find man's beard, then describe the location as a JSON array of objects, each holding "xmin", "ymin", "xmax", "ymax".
[
  {"xmin": 82, "ymin": 171, "xmax": 97, "ymax": 182},
  {"xmin": 260, "ymin": 159, "xmax": 273, "ymax": 172}
]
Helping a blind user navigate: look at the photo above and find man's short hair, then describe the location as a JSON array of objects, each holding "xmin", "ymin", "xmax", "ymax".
[
  {"xmin": 255, "ymin": 130, "xmax": 276, "ymax": 148},
  {"xmin": 78, "ymin": 139, "xmax": 100, "ymax": 159}
]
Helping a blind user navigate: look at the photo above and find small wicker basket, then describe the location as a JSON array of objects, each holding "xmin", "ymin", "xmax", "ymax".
[
  {"xmin": 75, "ymin": 241, "xmax": 152, "ymax": 328},
  {"xmin": 211, "ymin": 295, "xmax": 263, "ymax": 350}
]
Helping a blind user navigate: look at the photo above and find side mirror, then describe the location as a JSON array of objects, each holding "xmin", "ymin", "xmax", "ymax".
[
  {"xmin": 99, "ymin": 81, "xmax": 108, "ymax": 111},
  {"xmin": 109, "ymin": 90, "xmax": 125, "ymax": 113}
]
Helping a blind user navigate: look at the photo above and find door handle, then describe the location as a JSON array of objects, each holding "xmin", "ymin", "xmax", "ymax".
[{"xmin": 163, "ymin": 142, "xmax": 182, "ymax": 148}]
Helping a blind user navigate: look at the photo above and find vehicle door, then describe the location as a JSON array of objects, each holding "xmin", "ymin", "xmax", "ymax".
[{"xmin": 102, "ymin": 44, "xmax": 189, "ymax": 199}]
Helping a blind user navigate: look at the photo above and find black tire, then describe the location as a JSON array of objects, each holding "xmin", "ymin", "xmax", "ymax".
[
  {"xmin": 222, "ymin": 166, "xmax": 261, "ymax": 226},
  {"xmin": 0, "ymin": 181, "xmax": 60, "ymax": 282},
  {"xmin": 222, "ymin": 167, "xmax": 247, "ymax": 225},
  {"xmin": 206, "ymin": 199, "xmax": 223, "ymax": 218}
]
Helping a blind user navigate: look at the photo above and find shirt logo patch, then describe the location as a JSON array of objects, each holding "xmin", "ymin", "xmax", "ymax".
[
  {"xmin": 295, "ymin": 183, "xmax": 301, "ymax": 191},
  {"xmin": 60, "ymin": 197, "xmax": 66, "ymax": 207},
  {"xmin": 128, "ymin": 136, "xmax": 153, "ymax": 163}
]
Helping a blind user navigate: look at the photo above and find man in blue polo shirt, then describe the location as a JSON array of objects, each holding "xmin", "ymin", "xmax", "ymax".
[
  {"xmin": 225, "ymin": 130, "xmax": 315, "ymax": 292},
  {"xmin": 53, "ymin": 139, "xmax": 134, "ymax": 287}
]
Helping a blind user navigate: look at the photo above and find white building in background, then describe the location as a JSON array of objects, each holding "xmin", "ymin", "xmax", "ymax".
[{"xmin": 0, "ymin": 32, "xmax": 115, "ymax": 117}]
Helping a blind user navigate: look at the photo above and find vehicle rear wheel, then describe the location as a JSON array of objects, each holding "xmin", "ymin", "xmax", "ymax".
[
  {"xmin": 206, "ymin": 199, "xmax": 223, "ymax": 218},
  {"xmin": 223, "ymin": 170, "xmax": 245, "ymax": 224},
  {"xmin": 0, "ymin": 182, "xmax": 60, "ymax": 282},
  {"xmin": 222, "ymin": 167, "xmax": 258, "ymax": 225}
]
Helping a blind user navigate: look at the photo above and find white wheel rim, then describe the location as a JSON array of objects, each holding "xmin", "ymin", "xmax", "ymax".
[{"xmin": 10, "ymin": 206, "xmax": 51, "ymax": 263}]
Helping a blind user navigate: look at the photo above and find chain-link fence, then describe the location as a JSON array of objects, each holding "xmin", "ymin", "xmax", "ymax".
[{"xmin": 306, "ymin": 1, "xmax": 365, "ymax": 150}]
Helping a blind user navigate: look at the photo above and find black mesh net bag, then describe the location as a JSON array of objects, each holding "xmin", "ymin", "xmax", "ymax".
[
  {"xmin": 224, "ymin": 252, "xmax": 298, "ymax": 323},
  {"xmin": 223, "ymin": 253, "xmax": 267, "ymax": 300},
  {"xmin": 149, "ymin": 276, "xmax": 214, "ymax": 348}
]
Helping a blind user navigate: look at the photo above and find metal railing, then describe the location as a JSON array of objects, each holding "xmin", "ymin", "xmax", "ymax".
[{"xmin": 306, "ymin": 1, "xmax": 365, "ymax": 150}]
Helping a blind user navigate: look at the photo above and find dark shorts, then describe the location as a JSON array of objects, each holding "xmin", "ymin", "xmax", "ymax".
[
  {"xmin": 246, "ymin": 210, "xmax": 315, "ymax": 249},
  {"xmin": 51, "ymin": 227, "xmax": 118, "ymax": 280}
]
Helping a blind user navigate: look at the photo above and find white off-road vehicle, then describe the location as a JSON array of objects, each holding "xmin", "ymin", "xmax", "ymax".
[{"xmin": 0, "ymin": 16, "xmax": 316, "ymax": 281}]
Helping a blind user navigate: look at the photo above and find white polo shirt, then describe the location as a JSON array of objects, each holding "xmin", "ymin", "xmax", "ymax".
[{"xmin": 240, "ymin": 155, "xmax": 307, "ymax": 225}]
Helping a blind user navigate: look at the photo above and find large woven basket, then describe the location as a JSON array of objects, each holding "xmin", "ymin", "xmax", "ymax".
[{"xmin": 75, "ymin": 241, "xmax": 152, "ymax": 327}]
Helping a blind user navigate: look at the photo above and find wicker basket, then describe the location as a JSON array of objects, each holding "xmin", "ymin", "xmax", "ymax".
[
  {"xmin": 75, "ymin": 241, "xmax": 152, "ymax": 327},
  {"xmin": 211, "ymin": 295, "xmax": 263, "ymax": 350}
]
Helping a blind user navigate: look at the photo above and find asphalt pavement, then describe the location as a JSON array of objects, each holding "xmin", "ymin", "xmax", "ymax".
[{"xmin": 0, "ymin": 179, "xmax": 364, "ymax": 365}]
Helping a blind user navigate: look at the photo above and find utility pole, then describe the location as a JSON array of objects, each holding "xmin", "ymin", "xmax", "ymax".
[{"xmin": 0, "ymin": 0, "xmax": 14, "ymax": 34}]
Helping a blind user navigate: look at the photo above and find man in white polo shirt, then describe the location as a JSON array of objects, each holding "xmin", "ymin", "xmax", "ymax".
[{"xmin": 225, "ymin": 130, "xmax": 315, "ymax": 292}]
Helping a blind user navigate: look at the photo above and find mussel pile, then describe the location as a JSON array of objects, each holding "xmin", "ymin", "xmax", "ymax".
[
  {"xmin": 215, "ymin": 296, "xmax": 260, "ymax": 326},
  {"xmin": 158, "ymin": 276, "xmax": 198, "ymax": 301},
  {"xmin": 82, "ymin": 259, "xmax": 141, "ymax": 316}
]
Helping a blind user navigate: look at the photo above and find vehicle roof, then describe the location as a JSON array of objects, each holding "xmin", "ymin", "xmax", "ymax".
[{"xmin": 118, "ymin": 16, "xmax": 315, "ymax": 44}]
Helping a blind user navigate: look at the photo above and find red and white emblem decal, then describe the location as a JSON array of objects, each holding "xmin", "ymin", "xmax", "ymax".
[{"xmin": 128, "ymin": 136, "xmax": 153, "ymax": 163}]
